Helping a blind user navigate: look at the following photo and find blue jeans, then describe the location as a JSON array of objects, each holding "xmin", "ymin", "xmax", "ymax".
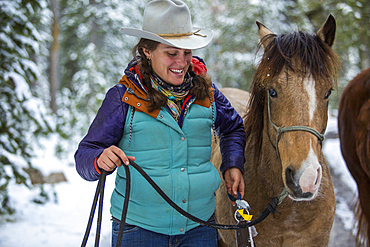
[{"xmin": 111, "ymin": 215, "xmax": 218, "ymax": 247}]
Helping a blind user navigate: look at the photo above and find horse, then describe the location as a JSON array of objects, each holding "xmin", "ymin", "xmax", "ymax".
[
  {"xmin": 338, "ymin": 68, "xmax": 370, "ymax": 247},
  {"xmin": 211, "ymin": 14, "xmax": 340, "ymax": 246}
]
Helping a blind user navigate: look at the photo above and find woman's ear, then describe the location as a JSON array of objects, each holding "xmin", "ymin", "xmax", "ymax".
[{"xmin": 142, "ymin": 48, "xmax": 151, "ymax": 59}]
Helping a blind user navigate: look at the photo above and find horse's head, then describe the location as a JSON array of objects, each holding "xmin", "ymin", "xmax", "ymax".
[{"xmin": 247, "ymin": 15, "xmax": 340, "ymax": 201}]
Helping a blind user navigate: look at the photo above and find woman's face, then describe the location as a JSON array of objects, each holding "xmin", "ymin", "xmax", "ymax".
[{"xmin": 143, "ymin": 43, "xmax": 192, "ymax": 86}]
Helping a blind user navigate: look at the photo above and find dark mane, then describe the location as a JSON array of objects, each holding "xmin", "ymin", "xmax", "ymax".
[{"xmin": 245, "ymin": 31, "xmax": 340, "ymax": 157}]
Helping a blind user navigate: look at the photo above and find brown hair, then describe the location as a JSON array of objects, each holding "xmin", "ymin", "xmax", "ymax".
[{"xmin": 132, "ymin": 38, "xmax": 212, "ymax": 111}]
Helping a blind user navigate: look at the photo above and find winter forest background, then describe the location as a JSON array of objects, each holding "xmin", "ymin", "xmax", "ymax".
[{"xmin": 0, "ymin": 0, "xmax": 369, "ymax": 233}]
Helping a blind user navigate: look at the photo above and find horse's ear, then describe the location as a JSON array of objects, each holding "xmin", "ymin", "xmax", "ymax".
[
  {"xmin": 316, "ymin": 14, "xmax": 336, "ymax": 47},
  {"xmin": 256, "ymin": 21, "xmax": 274, "ymax": 49}
]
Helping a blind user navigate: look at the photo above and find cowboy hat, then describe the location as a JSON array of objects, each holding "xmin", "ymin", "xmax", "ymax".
[{"xmin": 120, "ymin": 0, "xmax": 213, "ymax": 50}]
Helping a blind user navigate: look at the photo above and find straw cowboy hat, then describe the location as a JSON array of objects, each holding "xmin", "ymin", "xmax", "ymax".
[{"xmin": 120, "ymin": 0, "xmax": 213, "ymax": 50}]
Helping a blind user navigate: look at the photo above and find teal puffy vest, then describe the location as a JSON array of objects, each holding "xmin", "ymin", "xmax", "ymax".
[{"xmin": 110, "ymin": 102, "xmax": 221, "ymax": 235}]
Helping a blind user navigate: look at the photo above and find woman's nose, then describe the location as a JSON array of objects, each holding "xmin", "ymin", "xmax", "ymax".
[{"xmin": 176, "ymin": 52, "xmax": 189, "ymax": 66}]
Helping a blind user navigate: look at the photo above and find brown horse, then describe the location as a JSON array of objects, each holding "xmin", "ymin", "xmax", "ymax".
[
  {"xmin": 338, "ymin": 68, "xmax": 370, "ymax": 247},
  {"xmin": 212, "ymin": 15, "xmax": 340, "ymax": 246}
]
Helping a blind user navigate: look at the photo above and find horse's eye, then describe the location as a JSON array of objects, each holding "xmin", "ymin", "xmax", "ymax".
[
  {"xmin": 269, "ymin": 88, "xmax": 277, "ymax": 98},
  {"xmin": 324, "ymin": 89, "xmax": 333, "ymax": 99}
]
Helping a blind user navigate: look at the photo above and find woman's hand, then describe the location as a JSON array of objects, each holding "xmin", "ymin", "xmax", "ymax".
[
  {"xmin": 224, "ymin": 167, "xmax": 245, "ymax": 201},
  {"xmin": 97, "ymin": 145, "xmax": 135, "ymax": 172}
]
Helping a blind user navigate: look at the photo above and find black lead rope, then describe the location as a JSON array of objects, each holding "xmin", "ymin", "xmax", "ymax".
[
  {"xmin": 81, "ymin": 159, "xmax": 283, "ymax": 247},
  {"xmin": 81, "ymin": 169, "xmax": 107, "ymax": 247},
  {"xmin": 124, "ymin": 159, "xmax": 280, "ymax": 230},
  {"xmin": 95, "ymin": 170, "xmax": 107, "ymax": 245},
  {"xmin": 115, "ymin": 163, "xmax": 130, "ymax": 246}
]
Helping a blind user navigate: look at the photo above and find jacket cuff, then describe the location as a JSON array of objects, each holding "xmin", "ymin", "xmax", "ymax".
[
  {"xmin": 93, "ymin": 153, "xmax": 116, "ymax": 176},
  {"xmin": 94, "ymin": 157, "xmax": 101, "ymax": 175},
  {"xmin": 220, "ymin": 155, "xmax": 245, "ymax": 178}
]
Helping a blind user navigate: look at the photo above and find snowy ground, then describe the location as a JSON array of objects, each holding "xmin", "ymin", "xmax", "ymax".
[{"xmin": 0, "ymin": 115, "xmax": 358, "ymax": 247}]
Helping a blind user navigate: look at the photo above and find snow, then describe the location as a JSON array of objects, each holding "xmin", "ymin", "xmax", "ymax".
[
  {"xmin": 5, "ymin": 71, "xmax": 32, "ymax": 100},
  {"xmin": 20, "ymin": 58, "xmax": 40, "ymax": 78},
  {"xmin": 14, "ymin": 33, "xmax": 40, "ymax": 54},
  {"xmin": 323, "ymin": 138, "xmax": 357, "ymax": 194},
  {"xmin": 0, "ymin": 135, "xmax": 115, "ymax": 247},
  {"xmin": 0, "ymin": 115, "xmax": 357, "ymax": 246},
  {"xmin": 0, "ymin": 32, "xmax": 14, "ymax": 49}
]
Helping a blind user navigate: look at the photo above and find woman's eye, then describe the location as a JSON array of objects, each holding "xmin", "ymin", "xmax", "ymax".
[
  {"xmin": 269, "ymin": 88, "xmax": 277, "ymax": 98},
  {"xmin": 167, "ymin": 53, "xmax": 176, "ymax": 56}
]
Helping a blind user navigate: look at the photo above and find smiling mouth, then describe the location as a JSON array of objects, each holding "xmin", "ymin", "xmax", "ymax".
[{"xmin": 169, "ymin": 68, "xmax": 184, "ymax": 74}]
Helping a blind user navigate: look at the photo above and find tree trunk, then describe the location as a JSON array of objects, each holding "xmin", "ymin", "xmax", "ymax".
[
  {"xmin": 49, "ymin": 0, "xmax": 60, "ymax": 114},
  {"xmin": 360, "ymin": 46, "xmax": 369, "ymax": 71},
  {"xmin": 89, "ymin": 0, "xmax": 98, "ymax": 46}
]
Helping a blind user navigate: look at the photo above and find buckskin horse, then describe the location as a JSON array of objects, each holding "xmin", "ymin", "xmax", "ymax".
[
  {"xmin": 338, "ymin": 68, "xmax": 370, "ymax": 247},
  {"xmin": 211, "ymin": 15, "xmax": 340, "ymax": 246}
]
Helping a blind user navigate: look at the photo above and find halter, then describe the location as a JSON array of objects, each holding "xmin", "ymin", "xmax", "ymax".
[
  {"xmin": 266, "ymin": 90, "xmax": 325, "ymax": 164},
  {"xmin": 266, "ymin": 90, "xmax": 324, "ymax": 201}
]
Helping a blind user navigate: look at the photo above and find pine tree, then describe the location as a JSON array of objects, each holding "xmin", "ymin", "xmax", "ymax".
[
  {"xmin": 56, "ymin": 0, "xmax": 147, "ymax": 147},
  {"xmin": 184, "ymin": 0, "xmax": 315, "ymax": 91},
  {"xmin": 0, "ymin": 0, "xmax": 53, "ymax": 214}
]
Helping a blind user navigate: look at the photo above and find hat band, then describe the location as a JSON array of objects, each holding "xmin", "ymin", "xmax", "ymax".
[{"xmin": 156, "ymin": 29, "xmax": 207, "ymax": 38}]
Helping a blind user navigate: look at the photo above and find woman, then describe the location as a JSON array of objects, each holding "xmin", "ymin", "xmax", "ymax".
[{"xmin": 75, "ymin": 0, "xmax": 246, "ymax": 246}]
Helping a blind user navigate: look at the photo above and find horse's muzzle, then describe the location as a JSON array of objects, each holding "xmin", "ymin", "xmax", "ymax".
[{"xmin": 285, "ymin": 164, "xmax": 321, "ymax": 201}]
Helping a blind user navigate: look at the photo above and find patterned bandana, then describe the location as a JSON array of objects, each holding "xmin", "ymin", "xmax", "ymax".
[{"xmin": 150, "ymin": 72, "xmax": 193, "ymax": 121}]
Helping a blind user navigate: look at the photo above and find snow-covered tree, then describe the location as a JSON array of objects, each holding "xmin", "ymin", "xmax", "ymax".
[
  {"xmin": 55, "ymin": 0, "xmax": 147, "ymax": 150},
  {"xmin": 0, "ymin": 0, "xmax": 53, "ymax": 214}
]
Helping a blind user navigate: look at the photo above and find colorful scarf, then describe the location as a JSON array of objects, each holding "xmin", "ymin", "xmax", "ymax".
[{"xmin": 150, "ymin": 73, "xmax": 193, "ymax": 121}]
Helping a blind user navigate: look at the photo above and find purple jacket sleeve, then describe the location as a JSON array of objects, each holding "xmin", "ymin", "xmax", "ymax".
[
  {"xmin": 75, "ymin": 84, "xmax": 129, "ymax": 181},
  {"xmin": 213, "ymin": 83, "xmax": 246, "ymax": 176}
]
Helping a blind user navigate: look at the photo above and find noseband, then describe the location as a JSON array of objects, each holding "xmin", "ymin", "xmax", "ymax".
[{"xmin": 266, "ymin": 90, "xmax": 325, "ymax": 164}]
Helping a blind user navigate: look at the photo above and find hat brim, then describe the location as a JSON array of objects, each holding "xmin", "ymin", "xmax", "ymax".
[{"xmin": 120, "ymin": 27, "xmax": 213, "ymax": 50}]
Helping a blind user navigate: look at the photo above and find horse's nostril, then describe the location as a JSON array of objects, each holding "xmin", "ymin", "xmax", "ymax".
[
  {"xmin": 314, "ymin": 166, "xmax": 322, "ymax": 186},
  {"xmin": 285, "ymin": 166, "xmax": 296, "ymax": 186},
  {"xmin": 314, "ymin": 169, "xmax": 319, "ymax": 185},
  {"xmin": 285, "ymin": 165, "xmax": 305, "ymax": 198}
]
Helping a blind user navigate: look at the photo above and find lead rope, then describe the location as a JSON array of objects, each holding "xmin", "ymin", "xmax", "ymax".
[
  {"xmin": 115, "ymin": 164, "xmax": 131, "ymax": 246},
  {"xmin": 120, "ymin": 160, "xmax": 286, "ymax": 230},
  {"xmin": 81, "ymin": 159, "xmax": 286, "ymax": 247},
  {"xmin": 80, "ymin": 170, "xmax": 107, "ymax": 247}
]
